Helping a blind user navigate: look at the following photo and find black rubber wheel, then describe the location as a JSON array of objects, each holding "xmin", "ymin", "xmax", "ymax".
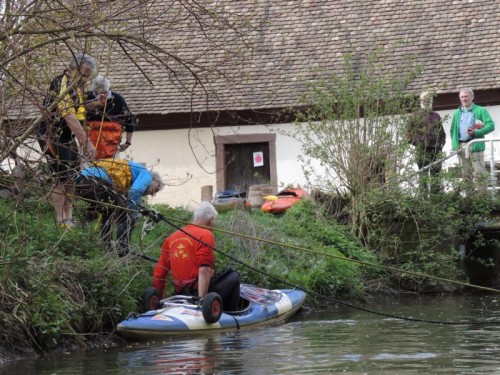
[
  {"xmin": 141, "ymin": 287, "xmax": 162, "ymax": 312},
  {"xmin": 202, "ymin": 292, "xmax": 223, "ymax": 324}
]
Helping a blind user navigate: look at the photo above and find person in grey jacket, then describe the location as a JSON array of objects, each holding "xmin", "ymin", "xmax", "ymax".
[{"xmin": 406, "ymin": 91, "xmax": 446, "ymax": 193}]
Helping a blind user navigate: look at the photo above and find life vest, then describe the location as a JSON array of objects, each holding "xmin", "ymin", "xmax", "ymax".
[
  {"xmin": 59, "ymin": 74, "xmax": 86, "ymax": 121},
  {"xmin": 87, "ymin": 120, "xmax": 122, "ymax": 159},
  {"xmin": 95, "ymin": 159, "xmax": 132, "ymax": 193}
]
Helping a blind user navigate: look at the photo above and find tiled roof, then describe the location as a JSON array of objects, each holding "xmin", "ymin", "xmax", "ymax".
[{"xmin": 105, "ymin": 0, "xmax": 500, "ymax": 116}]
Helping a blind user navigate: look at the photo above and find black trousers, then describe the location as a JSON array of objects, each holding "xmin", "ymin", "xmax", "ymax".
[
  {"xmin": 38, "ymin": 138, "xmax": 79, "ymax": 184},
  {"xmin": 416, "ymin": 147, "xmax": 442, "ymax": 193},
  {"xmin": 75, "ymin": 175, "xmax": 135, "ymax": 256},
  {"xmin": 209, "ymin": 269, "xmax": 241, "ymax": 311}
]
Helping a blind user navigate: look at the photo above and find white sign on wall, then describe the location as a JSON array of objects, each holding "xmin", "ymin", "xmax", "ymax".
[{"xmin": 253, "ymin": 151, "xmax": 264, "ymax": 167}]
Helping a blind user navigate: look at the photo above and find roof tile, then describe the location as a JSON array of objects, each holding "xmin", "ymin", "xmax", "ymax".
[{"xmin": 103, "ymin": 0, "xmax": 500, "ymax": 115}]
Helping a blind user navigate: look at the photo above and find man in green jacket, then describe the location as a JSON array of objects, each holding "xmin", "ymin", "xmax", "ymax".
[{"xmin": 450, "ymin": 88, "xmax": 495, "ymax": 194}]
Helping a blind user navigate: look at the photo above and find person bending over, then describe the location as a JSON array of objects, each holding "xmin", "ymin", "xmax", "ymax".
[{"xmin": 76, "ymin": 159, "xmax": 163, "ymax": 256}]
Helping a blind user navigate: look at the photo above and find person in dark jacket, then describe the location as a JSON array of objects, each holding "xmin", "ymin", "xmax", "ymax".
[
  {"xmin": 37, "ymin": 53, "xmax": 97, "ymax": 228},
  {"xmin": 86, "ymin": 75, "xmax": 136, "ymax": 159},
  {"xmin": 406, "ymin": 91, "xmax": 446, "ymax": 193}
]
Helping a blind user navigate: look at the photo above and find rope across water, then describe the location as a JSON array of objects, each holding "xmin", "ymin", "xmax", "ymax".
[{"xmin": 2, "ymin": 173, "xmax": 499, "ymax": 325}]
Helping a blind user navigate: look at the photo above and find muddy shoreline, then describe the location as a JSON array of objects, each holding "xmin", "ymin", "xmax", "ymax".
[{"xmin": 0, "ymin": 333, "xmax": 124, "ymax": 367}]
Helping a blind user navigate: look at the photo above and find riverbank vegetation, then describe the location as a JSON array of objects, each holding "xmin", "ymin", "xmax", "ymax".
[
  {"xmin": 0, "ymin": 196, "xmax": 369, "ymax": 360},
  {"xmin": 286, "ymin": 49, "xmax": 499, "ymax": 289},
  {"xmin": 2, "ymin": 0, "xmax": 499, "ymax": 368},
  {"xmin": 1, "ymin": 185, "xmax": 495, "ymax": 362}
]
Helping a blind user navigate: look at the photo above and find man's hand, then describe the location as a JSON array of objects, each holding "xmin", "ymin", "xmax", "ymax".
[
  {"xmin": 85, "ymin": 95, "xmax": 106, "ymax": 111},
  {"xmin": 83, "ymin": 139, "xmax": 96, "ymax": 161},
  {"xmin": 64, "ymin": 114, "xmax": 96, "ymax": 161},
  {"xmin": 118, "ymin": 142, "xmax": 130, "ymax": 152},
  {"xmin": 141, "ymin": 216, "xmax": 155, "ymax": 239},
  {"xmin": 143, "ymin": 219, "xmax": 155, "ymax": 233}
]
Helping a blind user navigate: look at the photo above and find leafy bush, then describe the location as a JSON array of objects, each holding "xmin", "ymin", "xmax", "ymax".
[
  {"xmin": 0, "ymin": 190, "xmax": 489, "ymax": 355},
  {"xmin": 215, "ymin": 200, "xmax": 384, "ymax": 301},
  {"xmin": 0, "ymin": 198, "xmax": 151, "ymax": 352}
]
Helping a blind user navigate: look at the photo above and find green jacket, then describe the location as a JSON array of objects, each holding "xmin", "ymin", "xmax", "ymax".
[{"xmin": 450, "ymin": 104, "xmax": 495, "ymax": 152}]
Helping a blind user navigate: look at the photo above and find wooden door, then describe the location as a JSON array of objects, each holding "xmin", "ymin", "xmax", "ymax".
[{"xmin": 224, "ymin": 142, "xmax": 270, "ymax": 193}]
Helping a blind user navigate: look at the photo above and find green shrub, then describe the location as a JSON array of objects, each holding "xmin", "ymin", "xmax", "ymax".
[
  {"xmin": 0, "ymin": 189, "xmax": 488, "ymax": 354},
  {"xmin": 215, "ymin": 200, "xmax": 382, "ymax": 301}
]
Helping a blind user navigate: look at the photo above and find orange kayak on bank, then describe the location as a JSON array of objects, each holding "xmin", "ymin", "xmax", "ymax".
[{"xmin": 261, "ymin": 188, "xmax": 309, "ymax": 214}]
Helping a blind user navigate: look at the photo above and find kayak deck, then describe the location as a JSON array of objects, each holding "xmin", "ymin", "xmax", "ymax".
[{"xmin": 117, "ymin": 286, "xmax": 306, "ymax": 339}]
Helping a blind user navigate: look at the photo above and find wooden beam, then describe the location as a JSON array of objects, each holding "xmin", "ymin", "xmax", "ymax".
[{"xmin": 134, "ymin": 89, "xmax": 500, "ymax": 131}]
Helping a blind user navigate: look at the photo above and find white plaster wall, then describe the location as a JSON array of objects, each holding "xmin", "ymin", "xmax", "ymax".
[
  {"xmin": 4, "ymin": 104, "xmax": 499, "ymax": 209},
  {"xmin": 130, "ymin": 103, "xmax": 500, "ymax": 207},
  {"xmin": 126, "ymin": 124, "xmax": 311, "ymax": 208},
  {"xmin": 267, "ymin": 123, "xmax": 317, "ymax": 189},
  {"xmin": 129, "ymin": 103, "xmax": 500, "ymax": 208},
  {"xmin": 125, "ymin": 128, "xmax": 217, "ymax": 209}
]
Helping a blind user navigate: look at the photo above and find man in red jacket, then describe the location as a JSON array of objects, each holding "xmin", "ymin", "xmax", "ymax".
[{"xmin": 153, "ymin": 201, "xmax": 240, "ymax": 311}]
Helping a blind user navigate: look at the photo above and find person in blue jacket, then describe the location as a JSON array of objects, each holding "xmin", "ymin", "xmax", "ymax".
[{"xmin": 76, "ymin": 159, "xmax": 164, "ymax": 256}]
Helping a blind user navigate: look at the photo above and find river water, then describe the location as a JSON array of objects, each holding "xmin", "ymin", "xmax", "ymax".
[{"xmin": 2, "ymin": 293, "xmax": 500, "ymax": 374}]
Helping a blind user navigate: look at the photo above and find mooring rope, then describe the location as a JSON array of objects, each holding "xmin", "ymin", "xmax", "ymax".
[
  {"xmin": 141, "ymin": 212, "xmax": 500, "ymax": 294},
  {"xmin": 1, "ymin": 172, "xmax": 500, "ymax": 325},
  {"xmin": 138, "ymin": 207, "xmax": 500, "ymax": 326}
]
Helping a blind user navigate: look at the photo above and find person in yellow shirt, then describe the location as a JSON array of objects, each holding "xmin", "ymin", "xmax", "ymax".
[{"xmin": 37, "ymin": 53, "xmax": 97, "ymax": 228}]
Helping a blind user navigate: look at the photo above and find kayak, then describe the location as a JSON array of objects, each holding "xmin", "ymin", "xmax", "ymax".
[
  {"xmin": 212, "ymin": 190, "xmax": 250, "ymax": 213},
  {"xmin": 212, "ymin": 196, "xmax": 249, "ymax": 213},
  {"xmin": 116, "ymin": 284, "xmax": 306, "ymax": 339},
  {"xmin": 261, "ymin": 188, "xmax": 309, "ymax": 214}
]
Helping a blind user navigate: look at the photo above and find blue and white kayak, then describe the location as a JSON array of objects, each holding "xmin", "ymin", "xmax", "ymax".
[{"xmin": 117, "ymin": 284, "xmax": 306, "ymax": 339}]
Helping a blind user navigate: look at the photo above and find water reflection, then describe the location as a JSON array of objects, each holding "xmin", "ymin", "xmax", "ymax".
[
  {"xmin": 118, "ymin": 334, "xmax": 249, "ymax": 374},
  {"xmin": 3, "ymin": 294, "xmax": 500, "ymax": 374}
]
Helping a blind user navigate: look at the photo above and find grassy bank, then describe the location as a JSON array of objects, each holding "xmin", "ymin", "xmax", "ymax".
[{"xmin": 0, "ymin": 196, "xmax": 460, "ymax": 361}]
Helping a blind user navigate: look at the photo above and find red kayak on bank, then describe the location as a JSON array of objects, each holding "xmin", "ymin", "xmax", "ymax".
[{"xmin": 261, "ymin": 188, "xmax": 309, "ymax": 214}]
